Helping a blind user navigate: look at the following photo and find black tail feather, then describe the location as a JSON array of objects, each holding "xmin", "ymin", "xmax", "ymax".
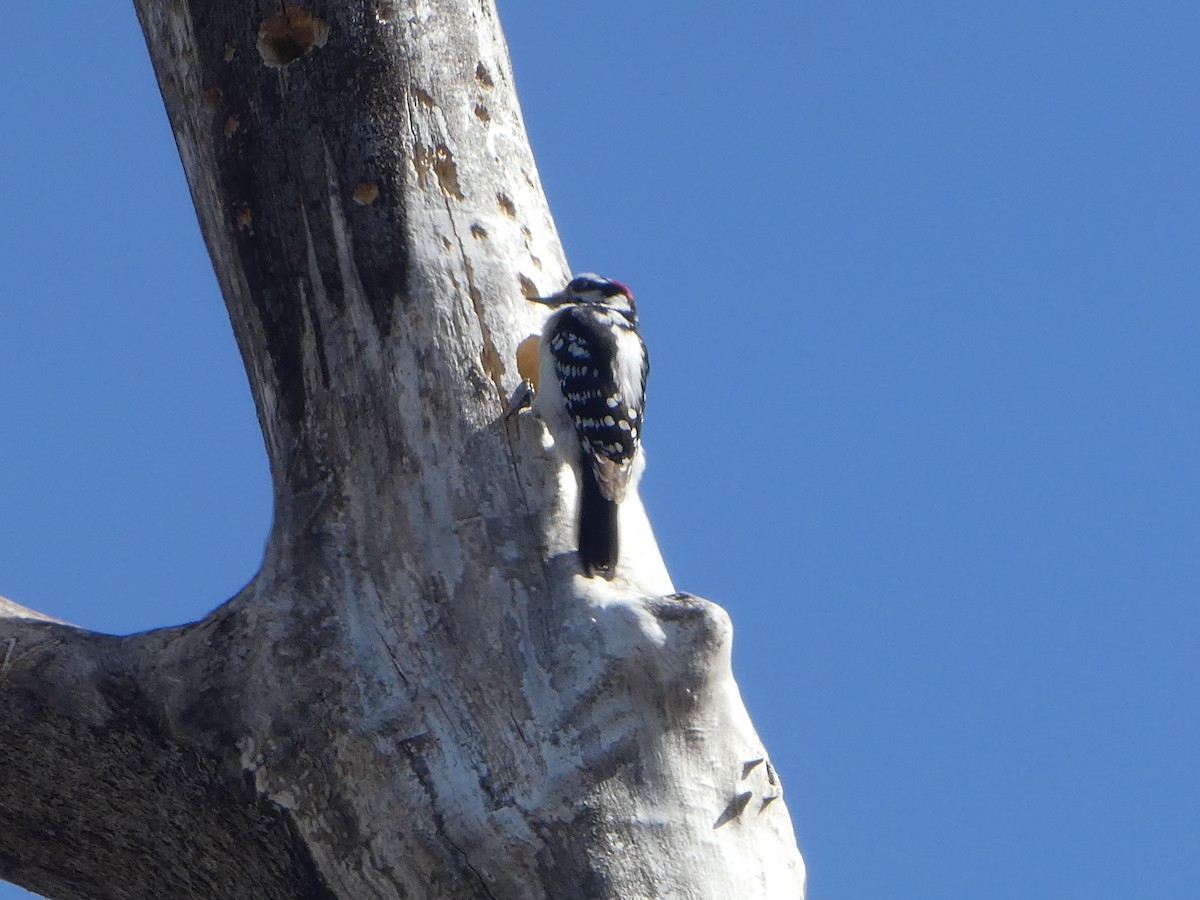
[{"xmin": 578, "ymin": 464, "xmax": 619, "ymax": 578}]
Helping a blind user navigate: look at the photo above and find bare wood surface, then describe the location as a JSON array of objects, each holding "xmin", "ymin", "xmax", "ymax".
[{"xmin": 0, "ymin": 2, "xmax": 806, "ymax": 897}]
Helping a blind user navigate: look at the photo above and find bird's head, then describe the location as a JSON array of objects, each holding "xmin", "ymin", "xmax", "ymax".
[{"xmin": 533, "ymin": 273, "xmax": 636, "ymax": 317}]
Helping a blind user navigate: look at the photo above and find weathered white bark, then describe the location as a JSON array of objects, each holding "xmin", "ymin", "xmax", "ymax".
[{"xmin": 0, "ymin": 2, "xmax": 806, "ymax": 898}]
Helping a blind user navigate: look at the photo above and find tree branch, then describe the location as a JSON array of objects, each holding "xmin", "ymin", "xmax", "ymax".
[{"xmin": 1, "ymin": 1, "xmax": 805, "ymax": 896}]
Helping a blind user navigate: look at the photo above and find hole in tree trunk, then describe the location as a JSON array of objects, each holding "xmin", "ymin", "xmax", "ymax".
[{"xmin": 257, "ymin": 6, "xmax": 329, "ymax": 68}]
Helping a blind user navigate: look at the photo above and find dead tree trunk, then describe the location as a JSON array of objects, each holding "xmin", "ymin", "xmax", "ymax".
[{"xmin": 0, "ymin": 1, "xmax": 806, "ymax": 897}]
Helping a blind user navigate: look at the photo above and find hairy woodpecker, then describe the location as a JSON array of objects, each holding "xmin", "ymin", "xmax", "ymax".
[{"xmin": 530, "ymin": 274, "xmax": 649, "ymax": 578}]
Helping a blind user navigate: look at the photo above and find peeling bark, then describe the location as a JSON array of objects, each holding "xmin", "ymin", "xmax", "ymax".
[{"xmin": 0, "ymin": 2, "xmax": 806, "ymax": 897}]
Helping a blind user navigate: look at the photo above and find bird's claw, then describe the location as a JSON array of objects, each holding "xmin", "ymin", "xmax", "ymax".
[{"xmin": 506, "ymin": 380, "xmax": 535, "ymax": 419}]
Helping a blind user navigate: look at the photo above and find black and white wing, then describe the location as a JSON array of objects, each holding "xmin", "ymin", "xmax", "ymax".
[{"xmin": 547, "ymin": 305, "xmax": 648, "ymax": 503}]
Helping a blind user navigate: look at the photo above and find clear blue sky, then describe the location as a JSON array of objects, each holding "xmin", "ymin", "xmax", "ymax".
[{"xmin": 3, "ymin": 3, "xmax": 1197, "ymax": 898}]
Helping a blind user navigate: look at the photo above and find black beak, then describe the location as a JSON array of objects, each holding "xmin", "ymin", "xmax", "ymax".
[{"xmin": 531, "ymin": 293, "xmax": 567, "ymax": 307}]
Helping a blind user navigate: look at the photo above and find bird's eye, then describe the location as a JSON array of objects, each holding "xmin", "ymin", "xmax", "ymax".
[{"xmin": 567, "ymin": 277, "xmax": 590, "ymax": 293}]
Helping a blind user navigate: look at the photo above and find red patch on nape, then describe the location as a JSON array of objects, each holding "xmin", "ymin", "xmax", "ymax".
[{"xmin": 611, "ymin": 280, "xmax": 634, "ymax": 300}]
